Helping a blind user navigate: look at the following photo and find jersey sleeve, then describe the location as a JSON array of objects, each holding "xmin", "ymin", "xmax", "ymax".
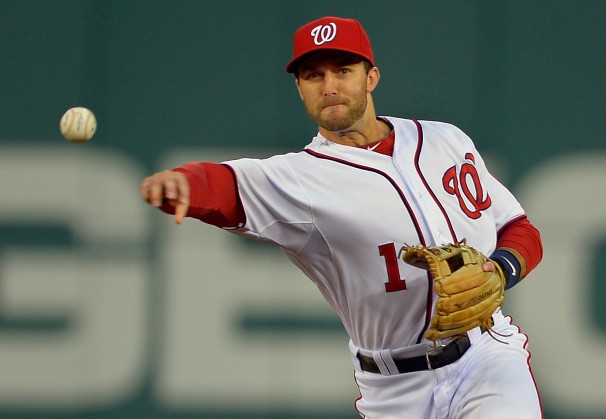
[
  {"xmin": 429, "ymin": 121, "xmax": 527, "ymax": 234},
  {"xmin": 465, "ymin": 143, "xmax": 525, "ymax": 232},
  {"xmin": 222, "ymin": 155, "xmax": 314, "ymax": 251}
]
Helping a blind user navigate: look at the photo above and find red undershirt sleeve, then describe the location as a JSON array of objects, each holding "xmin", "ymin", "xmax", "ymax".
[
  {"xmin": 159, "ymin": 162, "xmax": 245, "ymax": 228},
  {"xmin": 490, "ymin": 217, "xmax": 543, "ymax": 289}
]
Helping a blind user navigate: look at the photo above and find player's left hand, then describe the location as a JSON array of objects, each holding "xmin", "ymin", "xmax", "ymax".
[
  {"xmin": 483, "ymin": 261, "xmax": 497, "ymax": 273},
  {"xmin": 399, "ymin": 242, "xmax": 506, "ymax": 343}
]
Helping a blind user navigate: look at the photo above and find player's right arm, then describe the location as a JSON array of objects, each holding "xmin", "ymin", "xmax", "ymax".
[
  {"xmin": 140, "ymin": 169, "xmax": 191, "ymax": 224},
  {"xmin": 140, "ymin": 162, "xmax": 245, "ymax": 227}
]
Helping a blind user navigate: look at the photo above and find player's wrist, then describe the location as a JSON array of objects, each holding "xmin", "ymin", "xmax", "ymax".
[{"xmin": 490, "ymin": 249, "xmax": 521, "ymax": 290}]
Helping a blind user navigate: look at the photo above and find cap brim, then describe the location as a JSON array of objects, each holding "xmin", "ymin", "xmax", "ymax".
[{"xmin": 286, "ymin": 49, "xmax": 373, "ymax": 73}]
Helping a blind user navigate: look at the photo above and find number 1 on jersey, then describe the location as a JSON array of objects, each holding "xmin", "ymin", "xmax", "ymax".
[{"xmin": 378, "ymin": 243, "xmax": 407, "ymax": 292}]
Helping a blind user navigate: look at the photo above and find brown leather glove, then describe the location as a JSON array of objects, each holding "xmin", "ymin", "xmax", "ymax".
[{"xmin": 400, "ymin": 242, "xmax": 506, "ymax": 343}]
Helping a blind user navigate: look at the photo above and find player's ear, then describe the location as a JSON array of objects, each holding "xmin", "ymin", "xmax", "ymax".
[
  {"xmin": 367, "ymin": 66, "xmax": 380, "ymax": 93},
  {"xmin": 295, "ymin": 78, "xmax": 304, "ymax": 100}
]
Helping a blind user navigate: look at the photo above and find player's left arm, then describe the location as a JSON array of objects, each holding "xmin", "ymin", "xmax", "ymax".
[
  {"xmin": 450, "ymin": 127, "xmax": 543, "ymax": 289},
  {"xmin": 490, "ymin": 217, "xmax": 543, "ymax": 289}
]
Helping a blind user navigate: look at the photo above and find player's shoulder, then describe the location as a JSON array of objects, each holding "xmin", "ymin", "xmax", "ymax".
[
  {"xmin": 418, "ymin": 119, "xmax": 458, "ymax": 129},
  {"xmin": 424, "ymin": 120, "xmax": 472, "ymax": 143},
  {"xmin": 382, "ymin": 116, "xmax": 463, "ymax": 133},
  {"xmin": 416, "ymin": 118, "xmax": 466, "ymax": 135},
  {"xmin": 383, "ymin": 116, "xmax": 472, "ymax": 144},
  {"xmin": 224, "ymin": 149, "xmax": 306, "ymax": 171}
]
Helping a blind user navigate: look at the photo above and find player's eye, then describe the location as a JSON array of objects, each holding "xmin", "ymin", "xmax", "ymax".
[{"xmin": 304, "ymin": 72, "xmax": 322, "ymax": 80}]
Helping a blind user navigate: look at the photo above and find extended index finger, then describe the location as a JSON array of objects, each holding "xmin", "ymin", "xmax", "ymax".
[
  {"xmin": 174, "ymin": 201, "xmax": 189, "ymax": 224},
  {"xmin": 171, "ymin": 172, "xmax": 190, "ymax": 224}
]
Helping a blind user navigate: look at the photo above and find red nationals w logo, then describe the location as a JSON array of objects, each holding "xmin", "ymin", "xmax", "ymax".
[{"xmin": 442, "ymin": 153, "xmax": 491, "ymax": 219}]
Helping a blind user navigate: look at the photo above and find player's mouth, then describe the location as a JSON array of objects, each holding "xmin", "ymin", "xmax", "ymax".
[
  {"xmin": 320, "ymin": 98, "xmax": 347, "ymax": 110},
  {"xmin": 322, "ymin": 104, "xmax": 346, "ymax": 113}
]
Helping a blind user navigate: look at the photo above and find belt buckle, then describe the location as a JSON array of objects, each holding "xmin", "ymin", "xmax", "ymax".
[{"xmin": 425, "ymin": 343, "xmax": 446, "ymax": 370}]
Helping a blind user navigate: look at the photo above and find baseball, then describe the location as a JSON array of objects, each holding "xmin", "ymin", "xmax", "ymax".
[{"xmin": 60, "ymin": 107, "xmax": 97, "ymax": 142}]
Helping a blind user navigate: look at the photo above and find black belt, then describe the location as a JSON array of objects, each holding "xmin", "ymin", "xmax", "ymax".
[{"xmin": 357, "ymin": 335, "xmax": 472, "ymax": 374}]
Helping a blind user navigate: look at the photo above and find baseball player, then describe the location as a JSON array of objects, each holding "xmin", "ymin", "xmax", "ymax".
[{"xmin": 141, "ymin": 16, "xmax": 544, "ymax": 418}]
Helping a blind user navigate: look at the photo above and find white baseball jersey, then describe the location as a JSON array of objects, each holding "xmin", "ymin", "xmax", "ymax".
[{"xmin": 224, "ymin": 116, "xmax": 525, "ymax": 353}]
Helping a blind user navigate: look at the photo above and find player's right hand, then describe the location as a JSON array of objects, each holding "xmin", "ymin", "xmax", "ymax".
[{"xmin": 140, "ymin": 170, "xmax": 190, "ymax": 224}]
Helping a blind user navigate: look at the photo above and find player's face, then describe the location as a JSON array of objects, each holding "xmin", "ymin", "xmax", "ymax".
[{"xmin": 296, "ymin": 52, "xmax": 373, "ymax": 133}]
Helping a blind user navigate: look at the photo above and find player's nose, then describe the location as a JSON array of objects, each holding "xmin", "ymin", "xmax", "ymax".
[{"xmin": 321, "ymin": 72, "xmax": 339, "ymax": 96}]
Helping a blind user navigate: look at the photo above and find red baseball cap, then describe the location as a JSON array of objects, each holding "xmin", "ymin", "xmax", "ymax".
[{"xmin": 285, "ymin": 16, "xmax": 374, "ymax": 73}]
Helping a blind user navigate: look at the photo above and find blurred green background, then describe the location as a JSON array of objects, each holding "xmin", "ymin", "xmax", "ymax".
[{"xmin": 1, "ymin": 1, "xmax": 604, "ymax": 418}]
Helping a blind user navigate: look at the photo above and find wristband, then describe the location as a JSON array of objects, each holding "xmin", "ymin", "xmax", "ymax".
[{"xmin": 490, "ymin": 249, "xmax": 521, "ymax": 290}]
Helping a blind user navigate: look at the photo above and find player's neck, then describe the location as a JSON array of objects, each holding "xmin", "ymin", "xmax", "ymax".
[{"xmin": 320, "ymin": 114, "xmax": 390, "ymax": 148}]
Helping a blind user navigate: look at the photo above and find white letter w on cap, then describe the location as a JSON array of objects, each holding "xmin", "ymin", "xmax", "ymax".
[{"xmin": 311, "ymin": 23, "xmax": 337, "ymax": 45}]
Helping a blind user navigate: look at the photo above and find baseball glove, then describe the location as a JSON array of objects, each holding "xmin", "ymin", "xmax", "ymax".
[{"xmin": 399, "ymin": 241, "xmax": 506, "ymax": 343}]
